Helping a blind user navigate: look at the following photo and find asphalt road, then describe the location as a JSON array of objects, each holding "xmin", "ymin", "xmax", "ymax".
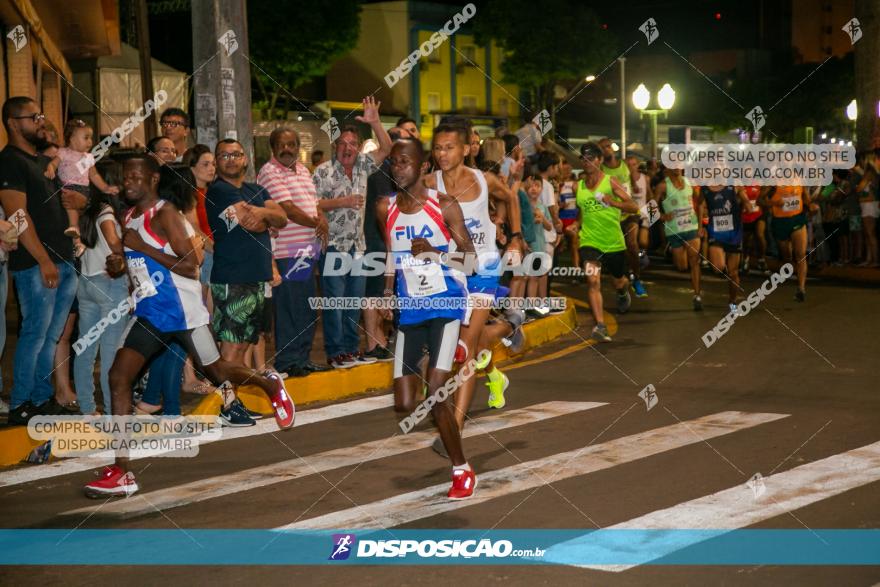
[{"xmin": 1, "ymin": 264, "xmax": 878, "ymax": 586}]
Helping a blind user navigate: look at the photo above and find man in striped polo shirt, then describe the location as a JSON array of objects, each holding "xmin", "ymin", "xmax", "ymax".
[{"xmin": 257, "ymin": 127, "xmax": 330, "ymax": 377}]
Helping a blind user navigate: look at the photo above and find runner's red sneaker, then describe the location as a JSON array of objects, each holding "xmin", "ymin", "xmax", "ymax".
[
  {"xmin": 266, "ymin": 371, "xmax": 295, "ymax": 429},
  {"xmin": 447, "ymin": 467, "xmax": 477, "ymax": 500},
  {"xmin": 84, "ymin": 465, "xmax": 139, "ymax": 499},
  {"xmin": 454, "ymin": 340, "xmax": 468, "ymax": 364}
]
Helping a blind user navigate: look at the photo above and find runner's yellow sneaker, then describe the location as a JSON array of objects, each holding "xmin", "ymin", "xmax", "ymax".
[{"xmin": 486, "ymin": 368, "xmax": 509, "ymax": 409}]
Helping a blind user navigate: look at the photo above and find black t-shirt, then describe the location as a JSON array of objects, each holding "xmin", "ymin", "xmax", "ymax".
[
  {"xmin": 0, "ymin": 145, "xmax": 73, "ymax": 271},
  {"xmin": 364, "ymin": 159, "xmax": 394, "ymax": 254},
  {"xmin": 205, "ymin": 177, "xmax": 273, "ymax": 284}
]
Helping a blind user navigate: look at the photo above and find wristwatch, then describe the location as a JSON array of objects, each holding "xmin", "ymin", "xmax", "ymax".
[{"xmin": 438, "ymin": 251, "xmax": 450, "ymax": 265}]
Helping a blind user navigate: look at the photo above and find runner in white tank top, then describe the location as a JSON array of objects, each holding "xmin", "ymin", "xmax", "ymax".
[
  {"xmin": 435, "ymin": 167, "xmax": 500, "ymax": 299},
  {"xmin": 427, "ymin": 122, "xmax": 526, "ymax": 451}
]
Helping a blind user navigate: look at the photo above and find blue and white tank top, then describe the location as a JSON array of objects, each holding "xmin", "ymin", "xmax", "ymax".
[
  {"xmin": 436, "ymin": 168, "xmax": 501, "ymax": 278},
  {"xmin": 124, "ymin": 200, "xmax": 210, "ymax": 332},
  {"xmin": 386, "ymin": 190, "xmax": 467, "ymax": 325},
  {"xmin": 705, "ymin": 186, "xmax": 743, "ymax": 244}
]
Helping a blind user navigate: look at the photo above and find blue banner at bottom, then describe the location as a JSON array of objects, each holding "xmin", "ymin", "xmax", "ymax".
[{"xmin": 0, "ymin": 529, "xmax": 878, "ymax": 566}]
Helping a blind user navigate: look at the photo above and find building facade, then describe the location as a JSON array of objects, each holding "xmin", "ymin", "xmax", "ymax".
[
  {"xmin": 327, "ymin": 1, "xmax": 520, "ymax": 142},
  {"xmin": 0, "ymin": 0, "xmax": 120, "ymax": 146}
]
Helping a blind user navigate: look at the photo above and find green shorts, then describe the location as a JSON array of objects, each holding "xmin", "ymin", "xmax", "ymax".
[
  {"xmin": 210, "ymin": 282, "xmax": 265, "ymax": 344},
  {"xmin": 771, "ymin": 214, "xmax": 806, "ymax": 242}
]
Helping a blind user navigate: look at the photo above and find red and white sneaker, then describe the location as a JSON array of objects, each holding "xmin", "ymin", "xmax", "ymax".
[
  {"xmin": 265, "ymin": 370, "xmax": 295, "ymax": 429},
  {"xmin": 453, "ymin": 340, "xmax": 468, "ymax": 364},
  {"xmin": 447, "ymin": 467, "xmax": 477, "ymax": 500},
  {"xmin": 84, "ymin": 465, "xmax": 138, "ymax": 499}
]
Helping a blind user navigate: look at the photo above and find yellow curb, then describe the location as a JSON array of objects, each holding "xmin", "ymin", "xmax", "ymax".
[
  {"xmin": 199, "ymin": 300, "xmax": 580, "ymax": 417},
  {"xmin": 0, "ymin": 427, "xmax": 44, "ymax": 467}
]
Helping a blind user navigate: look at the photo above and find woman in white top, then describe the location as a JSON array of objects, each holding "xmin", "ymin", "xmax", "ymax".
[{"xmin": 72, "ymin": 189, "xmax": 128, "ymax": 415}]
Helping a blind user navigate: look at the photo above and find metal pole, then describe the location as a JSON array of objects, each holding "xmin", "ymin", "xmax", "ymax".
[
  {"xmin": 650, "ymin": 112, "xmax": 658, "ymax": 160},
  {"xmin": 619, "ymin": 57, "xmax": 626, "ymax": 158}
]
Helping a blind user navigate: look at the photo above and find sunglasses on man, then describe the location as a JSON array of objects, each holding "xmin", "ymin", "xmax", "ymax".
[{"xmin": 12, "ymin": 113, "xmax": 45, "ymax": 123}]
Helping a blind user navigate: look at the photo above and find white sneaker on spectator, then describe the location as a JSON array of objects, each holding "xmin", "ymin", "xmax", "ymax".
[
  {"xmin": 0, "ymin": 398, "xmax": 9, "ymax": 415},
  {"xmin": 353, "ymin": 352, "xmax": 378, "ymax": 365}
]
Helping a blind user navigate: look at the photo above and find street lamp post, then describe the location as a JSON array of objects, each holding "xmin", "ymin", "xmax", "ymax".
[
  {"xmin": 633, "ymin": 83, "xmax": 675, "ymax": 159},
  {"xmin": 846, "ymin": 99, "xmax": 857, "ymax": 145}
]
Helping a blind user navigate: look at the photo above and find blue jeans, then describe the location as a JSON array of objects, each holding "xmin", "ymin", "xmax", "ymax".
[
  {"xmin": 273, "ymin": 259, "xmax": 318, "ymax": 369},
  {"xmin": 72, "ymin": 273, "xmax": 129, "ymax": 414},
  {"xmin": 141, "ymin": 344, "xmax": 184, "ymax": 416},
  {"xmin": 11, "ymin": 262, "xmax": 77, "ymax": 408},
  {"xmin": 320, "ymin": 246, "xmax": 365, "ymax": 358}
]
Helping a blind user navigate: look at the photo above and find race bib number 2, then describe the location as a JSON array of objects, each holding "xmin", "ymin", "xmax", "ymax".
[{"xmin": 403, "ymin": 262, "xmax": 447, "ymax": 297}]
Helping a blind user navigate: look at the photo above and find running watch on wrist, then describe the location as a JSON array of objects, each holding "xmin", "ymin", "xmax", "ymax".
[{"xmin": 438, "ymin": 251, "xmax": 450, "ymax": 265}]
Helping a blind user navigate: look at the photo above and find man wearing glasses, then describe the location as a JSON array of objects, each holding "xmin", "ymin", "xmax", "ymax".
[
  {"xmin": 159, "ymin": 108, "xmax": 191, "ymax": 162},
  {"xmin": 0, "ymin": 97, "xmax": 84, "ymax": 424},
  {"xmin": 205, "ymin": 140, "xmax": 288, "ymax": 421}
]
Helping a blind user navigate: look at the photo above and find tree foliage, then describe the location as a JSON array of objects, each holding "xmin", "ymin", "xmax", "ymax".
[
  {"xmin": 700, "ymin": 54, "xmax": 854, "ymax": 141},
  {"xmin": 247, "ymin": 0, "xmax": 361, "ymax": 119},
  {"xmin": 473, "ymin": 0, "xmax": 618, "ymax": 125}
]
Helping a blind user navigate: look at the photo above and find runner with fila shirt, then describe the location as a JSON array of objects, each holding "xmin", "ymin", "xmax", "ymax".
[
  {"xmin": 761, "ymin": 184, "xmax": 810, "ymax": 301},
  {"xmin": 84, "ymin": 155, "xmax": 295, "ymax": 499},
  {"xmin": 568, "ymin": 142, "xmax": 639, "ymax": 343},
  {"xmin": 655, "ymin": 168, "xmax": 704, "ymax": 310},
  {"xmin": 426, "ymin": 123, "xmax": 525, "ymax": 436},
  {"xmin": 376, "ymin": 140, "xmax": 478, "ymax": 499},
  {"xmin": 625, "ymin": 154, "xmax": 654, "ymax": 295},
  {"xmin": 703, "ymin": 184, "xmax": 750, "ymax": 313}
]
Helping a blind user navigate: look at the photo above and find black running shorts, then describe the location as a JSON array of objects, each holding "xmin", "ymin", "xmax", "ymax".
[
  {"xmin": 393, "ymin": 318, "xmax": 460, "ymax": 379},
  {"xmin": 121, "ymin": 316, "xmax": 221, "ymax": 367},
  {"xmin": 579, "ymin": 246, "xmax": 627, "ymax": 279}
]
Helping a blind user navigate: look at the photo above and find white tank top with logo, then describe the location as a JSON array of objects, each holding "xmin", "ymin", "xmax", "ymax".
[{"xmin": 435, "ymin": 168, "xmax": 500, "ymax": 274}]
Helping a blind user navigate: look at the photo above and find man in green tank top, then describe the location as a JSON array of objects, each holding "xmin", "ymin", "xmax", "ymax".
[{"xmin": 565, "ymin": 142, "xmax": 639, "ymax": 342}]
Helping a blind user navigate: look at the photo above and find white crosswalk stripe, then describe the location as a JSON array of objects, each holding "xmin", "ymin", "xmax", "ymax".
[
  {"xmin": 63, "ymin": 401, "xmax": 605, "ymax": 519},
  {"xmin": 552, "ymin": 439, "xmax": 880, "ymax": 571},
  {"xmin": 0, "ymin": 394, "xmax": 393, "ymax": 489},
  {"xmin": 277, "ymin": 410, "xmax": 788, "ymax": 531},
  {"xmin": 34, "ymin": 397, "xmax": 880, "ymax": 574}
]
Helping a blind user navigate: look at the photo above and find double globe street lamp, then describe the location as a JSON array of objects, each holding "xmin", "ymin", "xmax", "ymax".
[{"xmin": 633, "ymin": 83, "xmax": 676, "ymax": 159}]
